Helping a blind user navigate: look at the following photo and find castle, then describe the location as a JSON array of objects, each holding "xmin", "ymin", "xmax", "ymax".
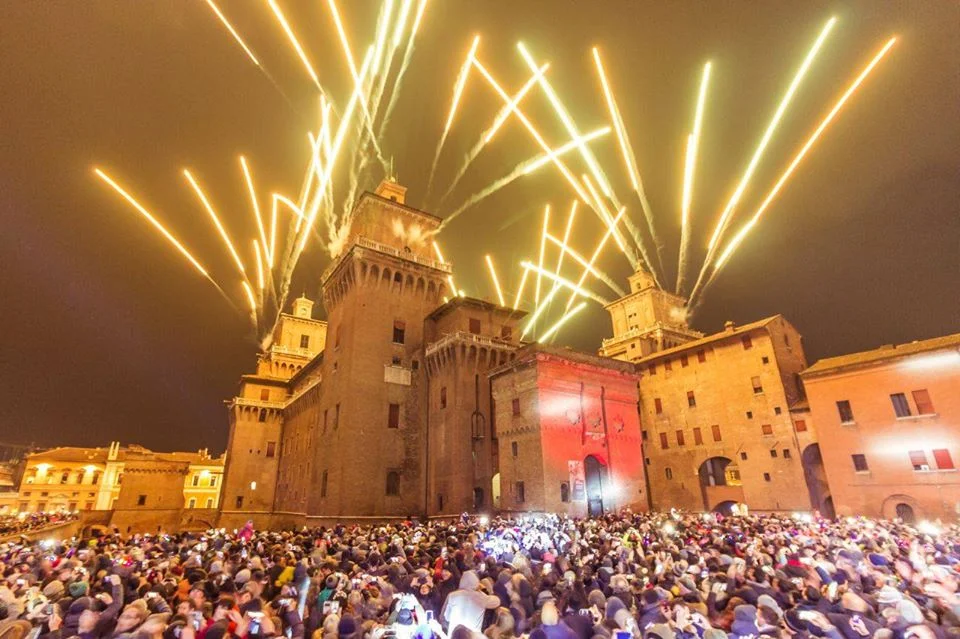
[{"xmin": 218, "ymin": 180, "xmax": 824, "ymax": 527}]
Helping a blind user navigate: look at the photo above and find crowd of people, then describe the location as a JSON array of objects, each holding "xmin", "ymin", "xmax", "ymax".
[
  {"xmin": 0, "ymin": 513, "xmax": 79, "ymax": 539},
  {"xmin": 1, "ymin": 511, "xmax": 958, "ymax": 639}
]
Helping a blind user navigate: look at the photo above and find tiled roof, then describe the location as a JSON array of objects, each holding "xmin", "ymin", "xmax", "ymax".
[{"xmin": 803, "ymin": 332, "xmax": 960, "ymax": 377}]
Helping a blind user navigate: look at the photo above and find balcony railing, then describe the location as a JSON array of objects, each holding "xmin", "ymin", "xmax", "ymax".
[
  {"xmin": 322, "ymin": 235, "xmax": 453, "ymax": 282},
  {"xmin": 426, "ymin": 331, "xmax": 515, "ymax": 357},
  {"xmin": 232, "ymin": 397, "xmax": 286, "ymax": 409},
  {"xmin": 271, "ymin": 344, "xmax": 315, "ymax": 358}
]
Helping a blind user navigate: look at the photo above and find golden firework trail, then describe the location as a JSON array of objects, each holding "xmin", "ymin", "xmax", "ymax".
[
  {"xmin": 705, "ymin": 17, "xmax": 837, "ymax": 255},
  {"xmin": 432, "ymin": 241, "xmax": 459, "ymax": 299},
  {"xmin": 539, "ymin": 302, "xmax": 587, "ymax": 343},
  {"xmin": 426, "ymin": 35, "xmax": 480, "ymax": 195},
  {"xmin": 253, "ymin": 240, "xmax": 265, "ymax": 291},
  {"xmin": 564, "ymin": 206, "xmax": 627, "ymax": 312},
  {"xmin": 591, "ymin": 46, "xmax": 662, "ymax": 268},
  {"xmin": 522, "ymin": 127, "xmax": 610, "ymax": 174},
  {"xmin": 183, "ymin": 168, "xmax": 247, "ymax": 277},
  {"xmin": 485, "ymin": 254, "xmax": 506, "ymax": 306},
  {"xmin": 242, "ymin": 281, "xmax": 258, "ymax": 316},
  {"xmin": 522, "ymin": 262, "xmax": 610, "ymax": 306},
  {"xmin": 676, "ymin": 62, "xmax": 711, "ymax": 294},
  {"xmin": 93, "ymin": 168, "xmax": 215, "ymax": 285},
  {"xmin": 439, "ymin": 62, "xmax": 549, "ymax": 207},
  {"xmin": 545, "ymin": 234, "xmax": 625, "ymax": 296},
  {"xmin": 697, "ymin": 36, "xmax": 898, "ymax": 303},
  {"xmin": 512, "ymin": 268, "xmax": 530, "ymax": 310},
  {"xmin": 203, "ymin": 0, "xmax": 260, "ymax": 67},
  {"xmin": 581, "ymin": 173, "xmax": 630, "ymax": 257},
  {"xmin": 266, "ymin": 0, "xmax": 324, "ymax": 92},
  {"xmin": 239, "ymin": 155, "xmax": 271, "ymax": 268},
  {"xmin": 535, "ymin": 204, "xmax": 550, "ymax": 306}
]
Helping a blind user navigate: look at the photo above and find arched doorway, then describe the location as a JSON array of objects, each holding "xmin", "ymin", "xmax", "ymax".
[
  {"xmin": 713, "ymin": 500, "xmax": 738, "ymax": 516},
  {"xmin": 896, "ymin": 502, "xmax": 915, "ymax": 523},
  {"xmin": 698, "ymin": 457, "xmax": 743, "ymax": 511},
  {"xmin": 802, "ymin": 444, "xmax": 831, "ymax": 514},
  {"xmin": 491, "ymin": 473, "xmax": 501, "ymax": 509},
  {"xmin": 584, "ymin": 455, "xmax": 608, "ymax": 517}
]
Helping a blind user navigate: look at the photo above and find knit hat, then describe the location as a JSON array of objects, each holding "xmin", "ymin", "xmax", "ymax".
[{"xmin": 42, "ymin": 580, "xmax": 65, "ymax": 600}]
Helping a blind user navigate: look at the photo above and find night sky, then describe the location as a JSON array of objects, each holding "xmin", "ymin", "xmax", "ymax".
[{"xmin": 1, "ymin": 1, "xmax": 957, "ymax": 453}]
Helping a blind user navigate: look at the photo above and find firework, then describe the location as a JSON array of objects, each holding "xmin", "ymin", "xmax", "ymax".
[
  {"xmin": 183, "ymin": 169, "xmax": 246, "ymax": 277},
  {"xmin": 203, "ymin": 0, "xmax": 260, "ymax": 67},
  {"xmin": 698, "ymin": 37, "xmax": 898, "ymax": 301},
  {"xmin": 534, "ymin": 205, "xmax": 550, "ymax": 306},
  {"xmin": 545, "ymin": 234, "xmax": 625, "ymax": 296},
  {"xmin": 239, "ymin": 156, "xmax": 270, "ymax": 267},
  {"xmin": 266, "ymin": 0, "xmax": 324, "ymax": 92},
  {"xmin": 564, "ymin": 206, "xmax": 627, "ymax": 312},
  {"xmin": 522, "ymin": 127, "xmax": 610, "ymax": 175},
  {"xmin": 539, "ymin": 302, "xmax": 586, "ymax": 343},
  {"xmin": 522, "ymin": 262, "xmax": 610, "ymax": 306},
  {"xmin": 253, "ymin": 240, "xmax": 265, "ymax": 291},
  {"xmin": 676, "ymin": 62, "xmax": 711, "ymax": 295},
  {"xmin": 432, "ymin": 241, "xmax": 459, "ymax": 298},
  {"xmin": 512, "ymin": 268, "xmax": 530, "ymax": 310},
  {"xmin": 485, "ymin": 254, "xmax": 506, "ymax": 306}
]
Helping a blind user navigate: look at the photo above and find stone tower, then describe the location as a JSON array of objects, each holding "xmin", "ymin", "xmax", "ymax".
[
  {"xmin": 220, "ymin": 302, "xmax": 326, "ymax": 517},
  {"xmin": 600, "ymin": 267, "xmax": 702, "ymax": 362},
  {"xmin": 305, "ymin": 180, "xmax": 452, "ymax": 517}
]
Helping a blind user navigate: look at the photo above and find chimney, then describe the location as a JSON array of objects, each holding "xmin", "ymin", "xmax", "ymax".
[{"xmin": 724, "ymin": 320, "xmax": 736, "ymax": 332}]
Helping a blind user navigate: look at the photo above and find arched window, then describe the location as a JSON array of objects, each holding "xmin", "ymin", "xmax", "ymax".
[
  {"xmin": 385, "ymin": 471, "xmax": 400, "ymax": 496},
  {"xmin": 665, "ymin": 467, "xmax": 673, "ymax": 480}
]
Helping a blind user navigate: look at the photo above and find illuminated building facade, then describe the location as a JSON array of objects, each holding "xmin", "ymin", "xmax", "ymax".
[
  {"xmin": 801, "ymin": 333, "xmax": 960, "ymax": 522},
  {"xmin": 9, "ymin": 442, "xmax": 223, "ymax": 515}
]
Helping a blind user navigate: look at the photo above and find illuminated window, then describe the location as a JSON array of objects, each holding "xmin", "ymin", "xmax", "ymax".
[
  {"xmin": 265, "ymin": 442, "xmax": 276, "ymax": 458},
  {"xmin": 795, "ymin": 419, "xmax": 807, "ymax": 432},
  {"xmin": 909, "ymin": 450, "xmax": 928, "ymax": 471},
  {"xmin": 393, "ymin": 320, "xmax": 406, "ymax": 344},
  {"xmin": 687, "ymin": 391, "xmax": 696, "ymax": 407},
  {"xmin": 676, "ymin": 430, "xmax": 685, "ymax": 446},
  {"xmin": 751, "ymin": 376, "xmax": 763, "ymax": 394},
  {"xmin": 741, "ymin": 335, "xmax": 753, "ymax": 350},
  {"xmin": 654, "ymin": 398, "xmax": 663, "ymax": 414},
  {"xmin": 933, "ymin": 449, "xmax": 954, "ymax": 470},
  {"xmin": 761, "ymin": 424, "xmax": 774, "ymax": 436},
  {"xmin": 659, "ymin": 432, "xmax": 669, "ymax": 449},
  {"xmin": 469, "ymin": 318, "xmax": 481, "ymax": 334},
  {"xmin": 913, "ymin": 389, "xmax": 935, "ymax": 415},
  {"xmin": 837, "ymin": 400, "xmax": 854, "ymax": 423},
  {"xmin": 512, "ymin": 398, "xmax": 521, "ymax": 416},
  {"xmin": 852, "ymin": 454, "xmax": 869, "ymax": 472},
  {"xmin": 693, "ymin": 427, "xmax": 703, "ymax": 445},
  {"xmin": 711, "ymin": 424, "xmax": 722, "ymax": 442},
  {"xmin": 388, "ymin": 403, "xmax": 400, "ymax": 429},
  {"xmin": 890, "ymin": 393, "xmax": 911, "ymax": 418},
  {"xmin": 300, "ymin": 334, "xmax": 310, "ymax": 349}
]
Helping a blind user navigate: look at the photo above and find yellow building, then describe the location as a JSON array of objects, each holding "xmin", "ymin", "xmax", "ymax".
[{"xmin": 13, "ymin": 442, "xmax": 223, "ymax": 514}]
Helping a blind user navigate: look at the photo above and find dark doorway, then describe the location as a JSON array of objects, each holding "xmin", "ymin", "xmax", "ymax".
[
  {"xmin": 896, "ymin": 502, "xmax": 915, "ymax": 523},
  {"xmin": 713, "ymin": 500, "xmax": 738, "ymax": 515},
  {"xmin": 822, "ymin": 496, "xmax": 836, "ymax": 520},
  {"xmin": 473, "ymin": 487, "xmax": 484, "ymax": 510},
  {"xmin": 585, "ymin": 455, "xmax": 608, "ymax": 517}
]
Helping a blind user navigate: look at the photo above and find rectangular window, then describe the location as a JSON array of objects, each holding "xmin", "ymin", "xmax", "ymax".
[
  {"xmin": 770, "ymin": 449, "xmax": 778, "ymax": 457},
  {"xmin": 837, "ymin": 400, "xmax": 854, "ymax": 423},
  {"xmin": 680, "ymin": 354, "xmax": 689, "ymax": 368},
  {"xmin": 511, "ymin": 441, "xmax": 518, "ymax": 458},
  {"xmin": 665, "ymin": 467, "xmax": 673, "ymax": 480},
  {"xmin": 266, "ymin": 441, "xmax": 276, "ymax": 458},
  {"xmin": 740, "ymin": 452, "xmax": 748, "ymax": 460},
  {"xmin": 909, "ymin": 450, "xmax": 929, "ymax": 471},
  {"xmin": 746, "ymin": 411, "xmax": 753, "ymax": 419},
  {"xmin": 693, "ymin": 427, "xmax": 703, "ymax": 445},
  {"xmin": 654, "ymin": 398, "xmax": 663, "ymax": 414},
  {"xmin": 209, "ymin": 475, "xmax": 217, "ymax": 487},
  {"xmin": 933, "ymin": 449, "xmax": 955, "ymax": 470},
  {"xmin": 392, "ymin": 320, "xmax": 406, "ymax": 344},
  {"xmin": 891, "ymin": 393, "xmax": 911, "ymax": 418},
  {"xmin": 469, "ymin": 318, "xmax": 481, "ymax": 334},
  {"xmin": 300, "ymin": 334, "xmax": 310, "ymax": 349},
  {"xmin": 641, "ymin": 430, "xmax": 649, "ymax": 441},
  {"xmin": 852, "ymin": 454, "xmax": 869, "ymax": 472},
  {"xmin": 192, "ymin": 475, "xmax": 200, "ymax": 487},
  {"xmin": 205, "ymin": 498, "xmax": 213, "ymax": 508},
  {"xmin": 137, "ymin": 495, "xmax": 147, "ymax": 506},
  {"xmin": 235, "ymin": 496, "xmax": 244, "ymax": 509},
  {"xmin": 762, "ymin": 356, "xmax": 770, "ymax": 364},
  {"xmin": 188, "ymin": 498, "xmax": 196, "ymax": 509},
  {"xmin": 761, "ymin": 424, "xmax": 774, "ymax": 436},
  {"xmin": 659, "ymin": 432, "xmax": 669, "ymax": 449},
  {"xmin": 258, "ymin": 409, "xmax": 267, "ymax": 422},
  {"xmin": 697, "ymin": 350, "xmax": 707, "ymax": 363},
  {"xmin": 515, "ymin": 481, "xmax": 525, "ymax": 503},
  {"xmin": 711, "ymin": 424, "xmax": 722, "ymax": 442},
  {"xmin": 664, "ymin": 359, "xmax": 673, "ymax": 372},
  {"xmin": 763, "ymin": 472, "xmax": 771, "ymax": 482},
  {"xmin": 512, "ymin": 398, "xmax": 521, "ymax": 416},
  {"xmin": 742, "ymin": 334, "xmax": 753, "ymax": 350},
  {"xmin": 774, "ymin": 406, "xmax": 782, "ymax": 415},
  {"xmin": 260, "ymin": 388, "xmax": 270, "ymax": 401},
  {"xmin": 687, "ymin": 391, "xmax": 696, "ymax": 407},
  {"xmin": 648, "ymin": 363, "xmax": 656, "ymax": 376},
  {"xmin": 676, "ymin": 430, "xmax": 685, "ymax": 446},
  {"xmin": 783, "ymin": 449, "xmax": 791, "ymax": 459},
  {"xmin": 913, "ymin": 389, "xmax": 935, "ymax": 415},
  {"xmin": 440, "ymin": 387, "xmax": 447, "ymax": 409},
  {"xmin": 334, "ymin": 403, "xmax": 340, "ymax": 429},
  {"xmin": 388, "ymin": 403, "xmax": 400, "ymax": 429},
  {"xmin": 752, "ymin": 376, "xmax": 763, "ymax": 394},
  {"xmin": 501, "ymin": 325, "xmax": 512, "ymax": 339},
  {"xmin": 795, "ymin": 419, "xmax": 807, "ymax": 432}
]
